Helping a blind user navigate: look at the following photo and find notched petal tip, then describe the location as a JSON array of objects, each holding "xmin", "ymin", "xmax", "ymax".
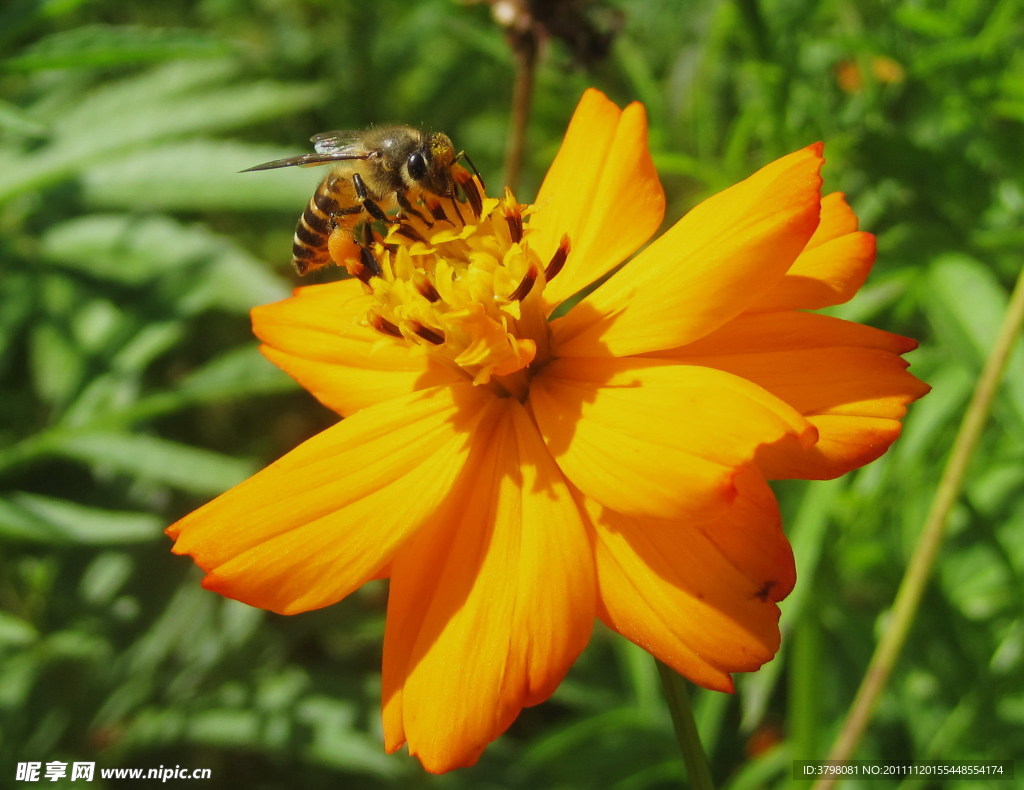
[{"xmin": 554, "ymin": 141, "xmax": 826, "ymax": 358}]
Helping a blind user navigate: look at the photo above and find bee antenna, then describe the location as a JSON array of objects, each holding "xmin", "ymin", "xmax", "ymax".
[{"xmin": 455, "ymin": 150, "xmax": 485, "ymax": 191}]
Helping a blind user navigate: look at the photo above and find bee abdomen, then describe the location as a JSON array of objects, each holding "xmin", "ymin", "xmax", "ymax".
[{"xmin": 290, "ymin": 182, "xmax": 342, "ymax": 274}]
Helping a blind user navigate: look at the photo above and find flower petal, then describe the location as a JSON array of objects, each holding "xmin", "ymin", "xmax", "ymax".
[
  {"xmin": 252, "ymin": 279, "xmax": 456, "ymax": 417},
  {"xmin": 167, "ymin": 384, "xmax": 495, "ymax": 614},
  {"xmin": 751, "ymin": 193, "xmax": 875, "ymax": 311},
  {"xmin": 382, "ymin": 399, "xmax": 594, "ymax": 773},
  {"xmin": 592, "ymin": 466, "xmax": 792, "ymax": 692},
  {"xmin": 529, "ymin": 356, "xmax": 814, "ymax": 519},
  {"xmin": 805, "ymin": 190, "xmax": 861, "ymax": 247},
  {"xmin": 552, "ymin": 144, "xmax": 824, "ymax": 358},
  {"xmin": 660, "ymin": 311, "xmax": 930, "ymax": 479},
  {"xmin": 530, "ymin": 91, "xmax": 665, "ymax": 310},
  {"xmin": 757, "ymin": 414, "xmax": 907, "ymax": 479},
  {"xmin": 670, "ymin": 309, "xmax": 918, "ymax": 356}
]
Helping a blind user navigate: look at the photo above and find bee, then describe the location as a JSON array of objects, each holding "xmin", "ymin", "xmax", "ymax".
[{"xmin": 244, "ymin": 125, "xmax": 483, "ymax": 277}]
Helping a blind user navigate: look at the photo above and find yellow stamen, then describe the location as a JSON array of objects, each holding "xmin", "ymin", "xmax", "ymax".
[{"xmin": 338, "ymin": 181, "xmax": 561, "ymax": 393}]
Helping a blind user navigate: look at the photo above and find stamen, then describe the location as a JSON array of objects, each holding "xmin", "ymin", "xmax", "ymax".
[
  {"xmin": 355, "ymin": 182, "xmax": 556, "ymax": 385},
  {"xmin": 410, "ymin": 321, "xmax": 445, "ymax": 345},
  {"xmin": 545, "ymin": 234, "xmax": 571, "ymax": 281},
  {"xmin": 369, "ymin": 314, "xmax": 402, "ymax": 338},
  {"xmin": 504, "ymin": 205, "xmax": 523, "ymax": 243},
  {"xmin": 416, "ymin": 276, "xmax": 442, "ymax": 303},
  {"xmin": 458, "ymin": 174, "xmax": 484, "ymax": 217},
  {"xmin": 396, "ymin": 224, "xmax": 427, "ymax": 244},
  {"xmin": 508, "ymin": 264, "xmax": 538, "ymax": 302}
]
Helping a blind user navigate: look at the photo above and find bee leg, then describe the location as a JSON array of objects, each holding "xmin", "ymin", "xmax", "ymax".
[
  {"xmin": 448, "ymin": 192, "xmax": 466, "ymax": 226},
  {"xmin": 396, "ymin": 191, "xmax": 431, "ymax": 227},
  {"xmin": 352, "ymin": 172, "xmax": 391, "ymax": 223},
  {"xmin": 331, "ymin": 205, "xmax": 363, "ymax": 227},
  {"xmin": 359, "ymin": 246, "xmax": 382, "ymax": 279},
  {"xmin": 354, "ymin": 221, "xmax": 382, "ymax": 280}
]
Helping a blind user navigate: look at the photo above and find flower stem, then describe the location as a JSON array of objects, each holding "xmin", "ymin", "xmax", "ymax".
[
  {"xmin": 813, "ymin": 261, "xmax": 1024, "ymax": 790},
  {"xmin": 656, "ymin": 659, "xmax": 715, "ymax": 790},
  {"xmin": 503, "ymin": 21, "xmax": 536, "ymax": 194}
]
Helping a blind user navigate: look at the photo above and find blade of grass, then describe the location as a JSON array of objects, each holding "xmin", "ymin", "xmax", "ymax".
[{"xmin": 813, "ymin": 260, "xmax": 1024, "ymax": 789}]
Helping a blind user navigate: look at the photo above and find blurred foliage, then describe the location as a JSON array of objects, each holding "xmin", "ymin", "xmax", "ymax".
[{"xmin": 1, "ymin": 0, "xmax": 1022, "ymax": 788}]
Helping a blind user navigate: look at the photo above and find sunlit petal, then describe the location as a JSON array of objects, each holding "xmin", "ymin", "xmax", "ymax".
[
  {"xmin": 531, "ymin": 95, "xmax": 665, "ymax": 310},
  {"xmin": 592, "ymin": 466, "xmax": 792, "ymax": 692},
  {"xmin": 752, "ymin": 193, "xmax": 874, "ymax": 310},
  {"xmin": 659, "ymin": 311, "xmax": 930, "ymax": 478},
  {"xmin": 382, "ymin": 400, "xmax": 594, "ymax": 772},
  {"xmin": 552, "ymin": 144, "xmax": 824, "ymax": 357},
  {"xmin": 529, "ymin": 356, "xmax": 814, "ymax": 519},
  {"xmin": 252, "ymin": 279, "xmax": 455, "ymax": 416},
  {"xmin": 168, "ymin": 384, "xmax": 494, "ymax": 614}
]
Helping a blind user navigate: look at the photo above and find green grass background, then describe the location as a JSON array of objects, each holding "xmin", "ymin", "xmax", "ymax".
[{"xmin": 1, "ymin": 0, "xmax": 1021, "ymax": 787}]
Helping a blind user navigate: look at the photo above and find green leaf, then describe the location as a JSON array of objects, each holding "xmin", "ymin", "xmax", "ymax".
[
  {"xmin": 79, "ymin": 552, "xmax": 134, "ymax": 606},
  {"xmin": 0, "ymin": 493, "xmax": 163, "ymax": 544},
  {"xmin": 55, "ymin": 432, "xmax": 257, "ymax": 494},
  {"xmin": 3, "ymin": 25, "xmax": 233, "ymax": 71},
  {"xmin": 0, "ymin": 612, "xmax": 38, "ymax": 648},
  {"xmin": 42, "ymin": 213, "xmax": 288, "ymax": 308},
  {"xmin": 0, "ymin": 273, "xmax": 37, "ymax": 370},
  {"xmin": 0, "ymin": 0, "xmax": 89, "ymax": 48},
  {"xmin": 927, "ymin": 254, "xmax": 1024, "ymax": 429},
  {"xmin": 0, "ymin": 97, "xmax": 47, "ymax": 137},
  {"xmin": 176, "ymin": 345, "xmax": 295, "ymax": 402},
  {"xmin": 79, "ymin": 140, "xmax": 324, "ymax": 212},
  {"xmin": 28, "ymin": 313, "xmax": 85, "ymax": 409},
  {"xmin": 0, "ymin": 60, "xmax": 327, "ymax": 201}
]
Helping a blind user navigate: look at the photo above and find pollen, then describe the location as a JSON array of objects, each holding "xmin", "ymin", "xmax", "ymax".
[{"xmin": 339, "ymin": 181, "xmax": 564, "ymax": 396}]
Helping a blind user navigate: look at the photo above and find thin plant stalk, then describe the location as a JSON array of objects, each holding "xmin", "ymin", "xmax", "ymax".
[
  {"xmin": 656, "ymin": 659, "xmax": 716, "ymax": 790},
  {"xmin": 812, "ymin": 261, "xmax": 1024, "ymax": 790},
  {"xmin": 503, "ymin": 28, "xmax": 536, "ymax": 193}
]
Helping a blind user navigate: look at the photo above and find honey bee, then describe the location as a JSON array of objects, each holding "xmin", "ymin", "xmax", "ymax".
[{"xmin": 244, "ymin": 125, "xmax": 483, "ymax": 276}]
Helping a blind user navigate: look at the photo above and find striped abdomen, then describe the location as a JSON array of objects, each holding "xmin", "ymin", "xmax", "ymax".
[{"xmin": 290, "ymin": 173, "xmax": 359, "ymax": 275}]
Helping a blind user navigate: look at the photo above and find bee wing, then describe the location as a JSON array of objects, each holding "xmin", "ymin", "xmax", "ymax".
[
  {"xmin": 240, "ymin": 153, "xmax": 345, "ymax": 172},
  {"xmin": 310, "ymin": 130, "xmax": 368, "ymax": 156},
  {"xmin": 241, "ymin": 130, "xmax": 374, "ymax": 172}
]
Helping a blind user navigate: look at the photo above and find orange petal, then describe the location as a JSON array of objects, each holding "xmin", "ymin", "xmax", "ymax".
[
  {"xmin": 528, "ymin": 356, "xmax": 814, "ymax": 519},
  {"xmin": 660, "ymin": 311, "xmax": 930, "ymax": 479},
  {"xmin": 382, "ymin": 399, "xmax": 594, "ymax": 773},
  {"xmin": 592, "ymin": 466, "xmax": 792, "ymax": 692},
  {"xmin": 551, "ymin": 144, "xmax": 824, "ymax": 358},
  {"xmin": 167, "ymin": 384, "xmax": 495, "ymax": 614},
  {"xmin": 530, "ymin": 91, "xmax": 666, "ymax": 310},
  {"xmin": 807, "ymin": 191, "xmax": 859, "ymax": 245},
  {"xmin": 756, "ymin": 414, "xmax": 906, "ymax": 479},
  {"xmin": 669, "ymin": 309, "xmax": 919, "ymax": 357},
  {"xmin": 752, "ymin": 193, "xmax": 875, "ymax": 310},
  {"xmin": 252, "ymin": 279, "xmax": 456, "ymax": 417}
]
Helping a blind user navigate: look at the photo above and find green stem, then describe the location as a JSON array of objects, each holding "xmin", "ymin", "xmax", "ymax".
[
  {"xmin": 656, "ymin": 660, "xmax": 715, "ymax": 790},
  {"xmin": 503, "ymin": 23, "xmax": 536, "ymax": 194},
  {"xmin": 812, "ymin": 261, "xmax": 1024, "ymax": 790},
  {"xmin": 733, "ymin": 0, "xmax": 772, "ymax": 61}
]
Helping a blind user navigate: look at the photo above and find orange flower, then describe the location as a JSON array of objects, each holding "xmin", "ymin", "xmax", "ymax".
[{"xmin": 167, "ymin": 89, "xmax": 928, "ymax": 772}]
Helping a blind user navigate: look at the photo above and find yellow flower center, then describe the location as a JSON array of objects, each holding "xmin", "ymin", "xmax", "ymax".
[{"xmin": 345, "ymin": 176, "xmax": 570, "ymax": 400}]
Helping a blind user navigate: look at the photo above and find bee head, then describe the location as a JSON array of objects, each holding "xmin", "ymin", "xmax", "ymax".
[{"xmin": 406, "ymin": 132, "xmax": 456, "ymax": 196}]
